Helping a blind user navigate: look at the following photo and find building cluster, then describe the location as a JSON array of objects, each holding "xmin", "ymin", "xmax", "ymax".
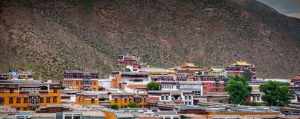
[{"xmin": 0, "ymin": 54, "xmax": 299, "ymax": 118}]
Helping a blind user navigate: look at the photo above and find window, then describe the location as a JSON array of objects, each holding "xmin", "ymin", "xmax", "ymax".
[
  {"xmin": 53, "ymin": 96, "xmax": 57, "ymax": 103},
  {"xmin": 40, "ymin": 97, "xmax": 44, "ymax": 103},
  {"xmin": 114, "ymin": 98, "xmax": 118, "ymax": 103},
  {"xmin": 73, "ymin": 116, "xmax": 80, "ymax": 119},
  {"xmin": 124, "ymin": 98, "xmax": 127, "ymax": 103},
  {"xmin": 53, "ymin": 89, "xmax": 58, "ymax": 93},
  {"xmin": 161, "ymin": 96, "xmax": 165, "ymax": 100},
  {"xmin": 193, "ymin": 91, "xmax": 202, "ymax": 96},
  {"xmin": 16, "ymin": 97, "xmax": 21, "ymax": 103},
  {"xmin": 24, "ymin": 97, "xmax": 28, "ymax": 103},
  {"xmin": 166, "ymin": 96, "xmax": 169, "ymax": 100},
  {"xmin": 65, "ymin": 115, "xmax": 72, "ymax": 119},
  {"xmin": 9, "ymin": 97, "xmax": 13, "ymax": 104},
  {"xmin": 99, "ymin": 98, "xmax": 106, "ymax": 101},
  {"xmin": 0, "ymin": 97, "xmax": 4, "ymax": 105},
  {"xmin": 46, "ymin": 97, "xmax": 51, "ymax": 103},
  {"xmin": 9, "ymin": 89, "xmax": 14, "ymax": 93},
  {"xmin": 91, "ymin": 98, "xmax": 95, "ymax": 103}
]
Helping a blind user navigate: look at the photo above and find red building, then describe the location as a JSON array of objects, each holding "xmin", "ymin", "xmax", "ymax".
[
  {"xmin": 117, "ymin": 55, "xmax": 141, "ymax": 71},
  {"xmin": 291, "ymin": 74, "xmax": 300, "ymax": 102},
  {"xmin": 174, "ymin": 63, "xmax": 202, "ymax": 81},
  {"xmin": 194, "ymin": 75, "xmax": 225, "ymax": 96},
  {"xmin": 225, "ymin": 61, "xmax": 256, "ymax": 80}
]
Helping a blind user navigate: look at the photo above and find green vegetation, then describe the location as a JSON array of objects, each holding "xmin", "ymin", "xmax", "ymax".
[
  {"xmin": 244, "ymin": 102, "xmax": 265, "ymax": 106},
  {"xmin": 241, "ymin": 69, "xmax": 253, "ymax": 80},
  {"xmin": 128, "ymin": 101, "xmax": 138, "ymax": 108},
  {"xmin": 15, "ymin": 0, "xmax": 32, "ymax": 7},
  {"xmin": 82, "ymin": 0, "xmax": 94, "ymax": 13},
  {"xmin": 180, "ymin": 115, "xmax": 190, "ymax": 119},
  {"xmin": 111, "ymin": 104, "xmax": 119, "ymax": 110},
  {"xmin": 225, "ymin": 76, "xmax": 252, "ymax": 105},
  {"xmin": 65, "ymin": 0, "xmax": 94, "ymax": 13},
  {"xmin": 147, "ymin": 81, "xmax": 160, "ymax": 90},
  {"xmin": 259, "ymin": 81, "xmax": 293, "ymax": 106},
  {"xmin": 198, "ymin": 103, "xmax": 209, "ymax": 107}
]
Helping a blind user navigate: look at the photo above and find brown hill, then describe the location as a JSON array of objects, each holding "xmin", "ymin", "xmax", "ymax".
[{"xmin": 0, "ymin": 0, "xmax": 299, "ymax": 79}]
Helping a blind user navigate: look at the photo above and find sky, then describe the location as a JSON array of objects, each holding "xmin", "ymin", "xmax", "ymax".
[{"xmin": 257, "ymin": 0, "xmax": 300, "ymax": 18}]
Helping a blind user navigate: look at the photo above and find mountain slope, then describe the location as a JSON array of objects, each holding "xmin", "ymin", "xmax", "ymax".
[{"xmin": 0, "ymin": 0, "xmax": 299, "ymax": 79}]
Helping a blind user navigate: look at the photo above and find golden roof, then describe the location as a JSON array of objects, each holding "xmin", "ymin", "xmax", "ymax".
[
  {"xmin": 140, "ymin": 67, "xmax": 176, "ymax": 74},
  {"xmin": 232, "ymin": 60, "xmax": 251, "ymax": 66},
  {"xmin": 181, "ymin": 62, "xmax": 198, "ymax": 68}
]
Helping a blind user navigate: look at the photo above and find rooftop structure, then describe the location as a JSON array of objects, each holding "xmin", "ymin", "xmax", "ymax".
[
  {"xmin": 117, "ymin": 54, "xmax": 141, "ymax": 71},
  {"xmin": 64, "ymin": 70, "xmax": 99, "ymax": 79},
  {"xmin": 0, "ymin": 71, "xmax": 33, "ymax": 80},
  {"xmin": 175, "ymin": 63, "xmax": 201, "ymax": 72},
  {"xmin": 139, "ymin": 67, "xmax": 176, "ymax": 75},
  {"xmin": 63, "ymin": 70, "xmax": 100, "ymax": 91},
  {"xmin": 225, "ymin": 60, "xmax": 256, "ymax": 80},
  {"xmin": 111, "ymin": 71, "xmax": 150, "ymax": 93}
]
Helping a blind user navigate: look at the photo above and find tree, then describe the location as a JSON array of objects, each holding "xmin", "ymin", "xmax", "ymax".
[
  {"xmin": 147, "ymin": 81, "xmax": 160, "ymax": 90},
  {"xmin": 128, "ymin": 101, "xmax": 138, "ymax": 108},
  {"xmin": 242, "ymin": 69, "xmax": 253, "ymax": 80},
  {"xmin": 225, "ymin": 76, "xmax": 252, "ymax": 104},
  {"xmin": 111, "ymin": 104, "xmax": 119, "ymax": 110},
  {"xmin": 259, "ymin": 81, "xmax": 293, "ymax": 106}
]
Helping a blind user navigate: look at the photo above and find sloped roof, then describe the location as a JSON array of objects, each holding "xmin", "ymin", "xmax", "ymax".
[
  {"xmin": 181, "ymin": 63, "xmax": 198, "ymax": 68},
  {"xmin": 292, "ymin": 74, "xmax": 300, "ymax": 81},
  {"xmin": 232, "ymin": 60, "xmax": 252, "ymax": 66},
  {"xmin": 126, "ymin": 84, "xmax": 147, "ymax": 89},
  {"xmin": 140, "ymin": 67, "xmax": 175, "ymax": 74}
]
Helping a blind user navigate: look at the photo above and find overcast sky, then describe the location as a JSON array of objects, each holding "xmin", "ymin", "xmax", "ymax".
[{"xmin": 257, "ymin": 0, "xmax": 300, "ymax": 18}]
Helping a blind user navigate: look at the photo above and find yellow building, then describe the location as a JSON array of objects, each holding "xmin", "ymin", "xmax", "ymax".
[
  {"xmin": 76, "ymin": 91, "xmax": 109, "ymax": 106},
  {"xmin": 0, "ymin": 80, "xmax": 62, "ymax": 111},
  {"xmin": 111, "ymin": 71, "xmax": 123, "ymax": 89},
  {"xmin": 63, "ymin": 70, "xmax": 100, "ymax": 91},
  {"xmin": 109, "ymin": 93, "xmax": 147, "ymax": 108}
]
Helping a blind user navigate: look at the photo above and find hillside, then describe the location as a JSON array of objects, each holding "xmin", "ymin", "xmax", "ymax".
[{"xmin": 0, "ymin": 0, "xmax": 300, "ymax": 79}]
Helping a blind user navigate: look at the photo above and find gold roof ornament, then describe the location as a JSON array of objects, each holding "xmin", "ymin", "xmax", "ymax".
[
  {"xmin": 181, "ymin": 62, "xmax": 198, "ymax": 68},
  {"xmin": 232, "ymin": 60, "xmax": 251, "ymax": 66}
]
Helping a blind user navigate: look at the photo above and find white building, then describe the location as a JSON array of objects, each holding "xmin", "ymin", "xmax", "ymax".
[
  {"xmin": 98, "ymin": 78, "xmax": 112, "ymax": 90},
  {"xmin": 148, "ymin": 90, "xmax": 195, "ymax": 106}
]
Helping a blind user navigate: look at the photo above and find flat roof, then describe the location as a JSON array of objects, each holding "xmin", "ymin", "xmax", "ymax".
[{"xmin": 82, "ymin": 111, "xmax": 105, "ymax": 117}]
